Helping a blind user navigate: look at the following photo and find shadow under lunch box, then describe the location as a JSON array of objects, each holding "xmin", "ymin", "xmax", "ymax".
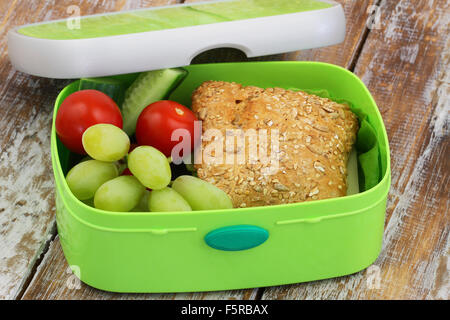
[{"xmin": 8, "ymin": 0, "xmax": 391, "ymax": 293}]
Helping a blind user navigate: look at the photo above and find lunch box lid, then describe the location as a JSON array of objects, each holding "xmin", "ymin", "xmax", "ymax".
[{"xmin": 7, "ymin": 0, "xmax": 346, "ymax": 79}]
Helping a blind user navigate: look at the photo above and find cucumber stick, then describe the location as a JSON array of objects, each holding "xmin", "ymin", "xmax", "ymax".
[
  {"xmin": 79, "ymin": 77, "xmax": 127, "ymax": 107},
  {"xmin": 122, "ymin": 68, "xmax": 188, "ymax": 135}
]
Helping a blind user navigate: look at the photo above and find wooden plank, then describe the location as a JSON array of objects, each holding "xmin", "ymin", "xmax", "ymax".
[
  {"xmin": 19, "ymin": 0, "xmax": 377, "ymax": 299},
  {"xmin": 262, "ymin": 0, "xmax": 450, "ymax": 300},
  {"xmin": 0, "ymin": 0, "xmax": 182, "ymax": 300}
]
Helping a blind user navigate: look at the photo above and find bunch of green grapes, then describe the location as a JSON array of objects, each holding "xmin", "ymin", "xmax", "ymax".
[{"xmin": 66, "ymin": 124, "xmax": 232, "ymax": 212}]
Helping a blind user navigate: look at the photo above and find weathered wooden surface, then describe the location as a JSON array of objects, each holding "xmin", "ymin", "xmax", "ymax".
[
  {"xmin": 0, "ymin": 0, "xmax": 448, "ymax": 300},
  {"xmin": 262, "ymin": 0, "xmax": 450, "ymax": 300}
]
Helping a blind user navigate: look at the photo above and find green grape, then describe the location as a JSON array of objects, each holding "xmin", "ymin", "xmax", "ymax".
[
  {"xmin": 128, "ymin": 146, "xmax": 171, "ymax": 190},
  {"xmin": 132, "ymin": 189, "xmax": 151, "ymax": 212},
  {"xmin": 94, "ymin": 175, "xmax": 145, "ymax": 212},
  {"xmin": 172, "ymin": 175, "xmax": 233, "ymax": 211},
  {"xmin": 148, "ymin": 187, "xmax": 192, "ymax": 212},
  {"xmin": 82, "ymin": 123, "xmax": 130, "ymax": 162},
  {"xmin": 66, "ymin": 160, "xmax": 118, "ymax": 200}
]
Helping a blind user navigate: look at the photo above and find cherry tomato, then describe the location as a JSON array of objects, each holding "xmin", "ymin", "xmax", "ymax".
[
  {"xmin": 136, "ymin": 100, "xmax": 198, "ymax": 157},
  {"xmin": 56, "ymin": 90, "xmax": 123, "ymax": 154},
  {"xmin": 121, "ymin": 168, "xmax": 133, "ymax": 176}
]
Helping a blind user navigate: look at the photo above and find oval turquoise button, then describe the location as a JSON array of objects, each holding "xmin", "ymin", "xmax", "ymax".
[{"xmin": 204, "ymin": 225, "xmax": 269, "ymax": 251}]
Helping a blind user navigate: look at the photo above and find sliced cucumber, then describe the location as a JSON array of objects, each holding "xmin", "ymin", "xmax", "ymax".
[
  {"xmin": 122, "ymin": 68, "xmax": 188, "ymax": 135},
  {"xmin": 79, "ymin": 77, "xmax": 127, "ymax": 107}
]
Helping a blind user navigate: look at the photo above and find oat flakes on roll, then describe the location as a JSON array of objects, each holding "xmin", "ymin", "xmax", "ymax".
[{"xmin": 192, "ymin": 81, "xmax": 359, "ymax": 208}]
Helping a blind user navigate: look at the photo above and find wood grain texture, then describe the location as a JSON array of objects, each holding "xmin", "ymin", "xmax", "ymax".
[
  {"xmin": 262, "ymin": 0, "xmax": 450, "ymax": 300},
  {"xmin": 0, "ymin": 0, "xmax": 182, "ymax": 300},
  {"xmin": 18, "ymin": 0, "xmax": 377, "ymax": 300}
]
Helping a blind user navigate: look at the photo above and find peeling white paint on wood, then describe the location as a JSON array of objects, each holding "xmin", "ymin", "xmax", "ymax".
[
  {"xmin": 0, "ymin": 100, "xmax": 56, "ymax": 299},
  {"xmin": 399, "ymin": 43, "xmax": 420, "ymax": 64}
]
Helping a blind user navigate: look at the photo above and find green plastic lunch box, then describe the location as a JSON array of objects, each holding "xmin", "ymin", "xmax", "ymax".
[{"xmin": 8, "ymin": 0, "xmax": 391, "ymax": 292}]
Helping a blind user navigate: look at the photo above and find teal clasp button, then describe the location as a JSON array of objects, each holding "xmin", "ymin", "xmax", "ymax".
[{"xmin": 204, "ymin": 225, "xmax": 269, "ymax": 251}]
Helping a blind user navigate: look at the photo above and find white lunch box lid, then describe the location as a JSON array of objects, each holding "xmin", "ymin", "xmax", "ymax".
[{"xmin": 7, "ymin": 0, "xmax": 345, "ymax": 79}]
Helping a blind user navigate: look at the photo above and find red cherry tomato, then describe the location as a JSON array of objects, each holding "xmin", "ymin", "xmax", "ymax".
[
  {"xmin": 121, "ymin": 168, "xmax": 133, "ymax": 176},
  {"xmin": 56, "ymin": 90, "xmax": 123, "ymax": 154},
  {"xmin": 136, "ymin": 100, "xmax": 198, "ymax": 157}
]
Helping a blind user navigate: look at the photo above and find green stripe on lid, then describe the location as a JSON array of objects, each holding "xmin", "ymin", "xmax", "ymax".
[{"xmin": 18, "ymin": 0, "xmax": 332, "ymax": 40}]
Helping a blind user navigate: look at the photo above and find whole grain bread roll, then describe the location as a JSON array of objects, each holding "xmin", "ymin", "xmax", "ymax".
[{"xmin": 191, "ymin": 81, "xmax": 359, "ymax": 208}]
